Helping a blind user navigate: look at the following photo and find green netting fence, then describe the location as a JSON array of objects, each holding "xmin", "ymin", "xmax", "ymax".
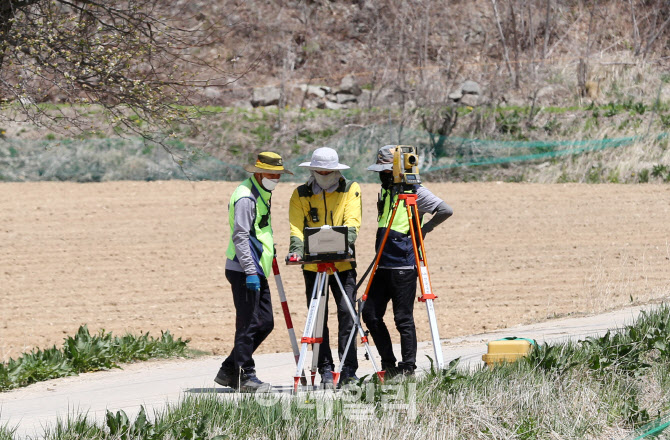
[{"xmin": 0, "ymin": 125, "xmax": 667, "ymax": 182}]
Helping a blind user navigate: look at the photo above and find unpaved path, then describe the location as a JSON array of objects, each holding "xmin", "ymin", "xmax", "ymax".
[{"xmin": 1, "ymin": 182, "xmax": 669, "ymax": 361}]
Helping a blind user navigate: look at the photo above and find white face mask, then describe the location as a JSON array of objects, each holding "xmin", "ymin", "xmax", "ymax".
[
  {"xmin": 261, "ymin": 177, "xmax": 279, "ymax": 191},
  {"xmin": 311, "ymin": 170, "xmax": 342, "ymax": 191}
]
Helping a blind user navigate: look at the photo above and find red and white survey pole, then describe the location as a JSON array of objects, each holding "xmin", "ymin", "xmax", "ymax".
[{"xmin": 272, "ymin": 256, "xmax": 307, "ymax": 385}]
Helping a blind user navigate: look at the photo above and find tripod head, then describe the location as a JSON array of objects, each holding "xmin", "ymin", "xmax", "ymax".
[{"xmin": 392, "ymin": 145, "xmax": 421, "ymax": 185}]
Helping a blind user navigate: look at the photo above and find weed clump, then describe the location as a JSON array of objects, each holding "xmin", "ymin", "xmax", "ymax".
[{"xmin": 0, "ymin": 325, "xmax": 189, "ymax": 392}]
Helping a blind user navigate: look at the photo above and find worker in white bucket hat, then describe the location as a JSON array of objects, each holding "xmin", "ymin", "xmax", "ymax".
[{"xmin": 287, "ymin": 147, "xmax": 362, "ymax": 387}]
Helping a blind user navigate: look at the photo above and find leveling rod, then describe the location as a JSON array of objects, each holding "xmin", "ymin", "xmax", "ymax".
[{"xmin": 272, "ymin": 256, "xmax": 307, "ymax": 386}]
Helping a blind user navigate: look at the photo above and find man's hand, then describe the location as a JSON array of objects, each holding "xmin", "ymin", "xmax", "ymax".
[
  {"xmin": 246, "ymin": 274, "xmax": 261, "ymax": 291},
  {"xmin": 421, "ymin": 225, "xmax": 433, "ymax": 238},
  {"xmin": 286, "ymin": 253, "xmax": 302, "ymax": 263}
]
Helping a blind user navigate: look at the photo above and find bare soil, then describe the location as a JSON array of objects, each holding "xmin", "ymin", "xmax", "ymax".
[{"xmin": 1, "ymin": 181, "xmax": 669, "ymax": 362}]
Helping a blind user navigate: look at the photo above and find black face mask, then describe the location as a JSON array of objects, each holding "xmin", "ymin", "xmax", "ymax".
[{"xmin": 379, "ymin": 172, "xmax": 394, "ymax": 188}]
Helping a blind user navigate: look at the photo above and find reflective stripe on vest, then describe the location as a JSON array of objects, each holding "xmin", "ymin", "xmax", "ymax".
[{"xmin": 225, "ymin": 177, "xmax": 274, "ymax": 277}]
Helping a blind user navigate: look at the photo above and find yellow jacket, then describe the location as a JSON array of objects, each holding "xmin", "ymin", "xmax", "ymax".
[{"xmin": 289, "ymin": 177, "xmax": 362, "ymax": 272}]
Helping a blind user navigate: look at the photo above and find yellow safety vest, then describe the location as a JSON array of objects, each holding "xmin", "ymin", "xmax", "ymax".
[
  {"xmin": 225, "ymin": 177, "xmax": 274, "ymax": 277},
  {"xmin": 288, "ymin": 178, "xmax": 362, "ymax": 272}
]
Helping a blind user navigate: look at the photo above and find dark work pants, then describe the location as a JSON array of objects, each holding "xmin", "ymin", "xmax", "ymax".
[
  {"xmin": 303, "ymin": 269, "xmax": 358, "ymax": 373},
  {"xmin": 221, "ymin": 269, "xmax": 274, "ymax": 376},
  {"xmin": 362, "ymin": 268, "xmax": 417, "ymax": 370}
]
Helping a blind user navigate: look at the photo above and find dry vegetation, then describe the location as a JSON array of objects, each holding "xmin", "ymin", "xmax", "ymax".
[
  {"xmin": 2, "ymin": 0, "xmax": 669, "ymax": 184},
  {"xmin": 184, "ymin": 0, "xmax": 670, "ymax": 106}
]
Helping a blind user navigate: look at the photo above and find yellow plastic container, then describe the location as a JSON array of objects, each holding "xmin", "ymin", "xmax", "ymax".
[{"xmin": 482, "ymin": 338, "xmax": 534, "ymax": 366}]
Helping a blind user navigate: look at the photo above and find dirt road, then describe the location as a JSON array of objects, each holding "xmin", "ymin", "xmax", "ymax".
[{"xmin": 1, "ymin": 182, "xmax": 669, "ymax": 361}]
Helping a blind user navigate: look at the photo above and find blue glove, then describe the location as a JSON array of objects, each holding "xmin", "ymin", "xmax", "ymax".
[{"xmin": 246, "ymin": 274, "xmax": 261, "ymax": 291}]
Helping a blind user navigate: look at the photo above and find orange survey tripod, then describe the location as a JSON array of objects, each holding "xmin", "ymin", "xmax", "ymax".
[{"xmin": 360, "ymin": 188, "xmax": 445, "ymax": 371}]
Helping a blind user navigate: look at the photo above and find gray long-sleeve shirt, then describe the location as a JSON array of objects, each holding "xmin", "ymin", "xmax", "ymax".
[
  {"xmin": 416, "ymin": 186, "xmax": 453, "ymax": 235},
  {"xmin": 378, "ymin": 185, "xmax": 453, "ymax": 269},
  {"xmin": 225, "ymin": 197, "xmax": 258, "ymax": 275}
]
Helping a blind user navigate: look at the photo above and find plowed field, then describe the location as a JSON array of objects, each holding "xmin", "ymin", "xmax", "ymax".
[{"xmin": 1, "ymin": 182, "xmax": 669, "ymax": 361}]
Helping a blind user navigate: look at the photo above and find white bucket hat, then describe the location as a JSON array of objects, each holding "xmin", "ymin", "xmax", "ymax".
[{"xmin": 299, "ymin": 147, "xmax": 350, "ymax": 171}]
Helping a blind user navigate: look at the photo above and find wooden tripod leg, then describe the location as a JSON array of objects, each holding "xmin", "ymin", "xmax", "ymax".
[
  {"xmin": 406, "ymin": 201, "xmax": 445, "ymax": 370},
  {"xmin": 360, "ymin": 197, "xmax": 400, "ymax": 303},
  {"xmin": 357, "ymin": 193, "xmax": 403, "ymax": 380}
]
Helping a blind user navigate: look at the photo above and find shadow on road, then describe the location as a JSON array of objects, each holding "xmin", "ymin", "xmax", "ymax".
[{"xmin": 186, "ymin": 385, "xmax": 300, "ymax": 394}]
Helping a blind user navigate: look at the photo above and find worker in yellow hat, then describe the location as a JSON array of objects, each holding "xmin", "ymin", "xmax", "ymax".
[{"xmin": 214, "ymin": 152, "xmax": 292, "ymax": 392}]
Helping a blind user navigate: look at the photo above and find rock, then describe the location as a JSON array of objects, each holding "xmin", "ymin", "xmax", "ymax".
[
  {"xmin": 233, "ymin": 100, "xmax": 253, "ymax": 110},
  {"xmin": 356, "ymin": 89, "xmax": 372, "ymax": 107},
  {"xmin": 461, "ymin": 80, "xmax": 481, "ymax": 95},
  {"xmin": 203, "ymin": 86, "xmax": 224, "ymax": 103},
  {"xmin": 298, "ymin": 84, "xmax": 327, "ymax": 99},
  {"xmin": 337, "ymin": 75, "xmax": 362, "ymax": 96},
  {"xmin": 337, "ymin": 93, "xmax": 358, "ymax": 104},
  {"xmin": 325, "ymin": 101, "xmax": 345, "ymax": 110},
  {"xmin": 250, "ymin": 87, "xmax": 280, "ymax": 107},
  {"xmin": 448, "ymin": 90, "xmax": 463, "ymax": 101},
  {"xmin": 459, "ymin": 94, "xmax": 482, "ymax": 107},
  {"xmin": 18, "ymin": 96, "xmax": 36, "ymax": 106}
]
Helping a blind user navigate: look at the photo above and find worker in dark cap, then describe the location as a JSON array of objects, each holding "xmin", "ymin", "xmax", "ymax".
[{"xmin": 363, "ymin": 145, "xmax": 453, "ymax": 378}]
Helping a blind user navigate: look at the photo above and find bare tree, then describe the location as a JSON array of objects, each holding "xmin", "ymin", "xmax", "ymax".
[
  {"xmin": 0, "ymin": 0, "xmax": 250, "ymax": 150},
  {"xmin": 491, "ymin": 0, "xmax": 516, "ymax": 87},
  {"xmin": 638, "ymin": 0, "xmax": 670, "ymax": 59},
  {"xmin": 420, "ymin": 104, "xmax": 459, "ymax": 159}
]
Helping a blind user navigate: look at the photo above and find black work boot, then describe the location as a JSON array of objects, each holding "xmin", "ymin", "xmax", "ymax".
[
  {"xmin": 398, "ymin": 362, "xmax": 416, "ymax": 377},
  {"xmin": 239, "ymin": 372, "xmax": 271, "ymax": 393},
  {"xmin": 381, "ymin": 362, "xmax": 400, "ymax": 379},
  {"xmin": 389, "ymin": 363, "xmax": 415, "ymax": 382},
  {"xmin": 214, "ymin": 367, "xmax": 238, "ymax": 388},
  {"xmin": 320, "ymin": 366, "xmax": 334, "ymax": 389},
  {"xmin": 338, "ymin": 366, "xmax": 359, "ymax": 388}
]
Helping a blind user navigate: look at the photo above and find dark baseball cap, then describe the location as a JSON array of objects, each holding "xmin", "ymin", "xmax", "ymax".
[{"xmin": 367, "ymin": 145, "xmax": 395, "ymax": 172}]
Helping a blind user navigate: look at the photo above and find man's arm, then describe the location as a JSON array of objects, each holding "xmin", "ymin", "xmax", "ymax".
[
  {"xmin": 342, "ymin": 181, "xmax": 362, "ymax": 246},
  {"xmin": 416, "ymin": 186, "xmax": 453, "ymax": 235},
  {"xmin": 288, "ymin": 189, "xmax": 305, "ymax": 259},
  {"xmin": 231, "ymin": 197, "xmax": 258, "ymax": 275}
]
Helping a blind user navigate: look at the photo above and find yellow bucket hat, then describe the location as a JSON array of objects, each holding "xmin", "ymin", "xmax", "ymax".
[{"xmin": 243, "ymin": 152, "xmax": 293, "ymax": 174}]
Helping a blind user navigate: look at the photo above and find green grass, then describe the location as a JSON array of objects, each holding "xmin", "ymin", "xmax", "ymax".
[
  {"xmin": 0, "ymin": 423, "xmax": 16, "ymax": 440},
  {"xmin": 0, "ymin": 325, "xmax": 190, "ymax": 392},
  {"xmin": 5, "ymin": 304, "xmax": 670, "ymax": 439}
]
